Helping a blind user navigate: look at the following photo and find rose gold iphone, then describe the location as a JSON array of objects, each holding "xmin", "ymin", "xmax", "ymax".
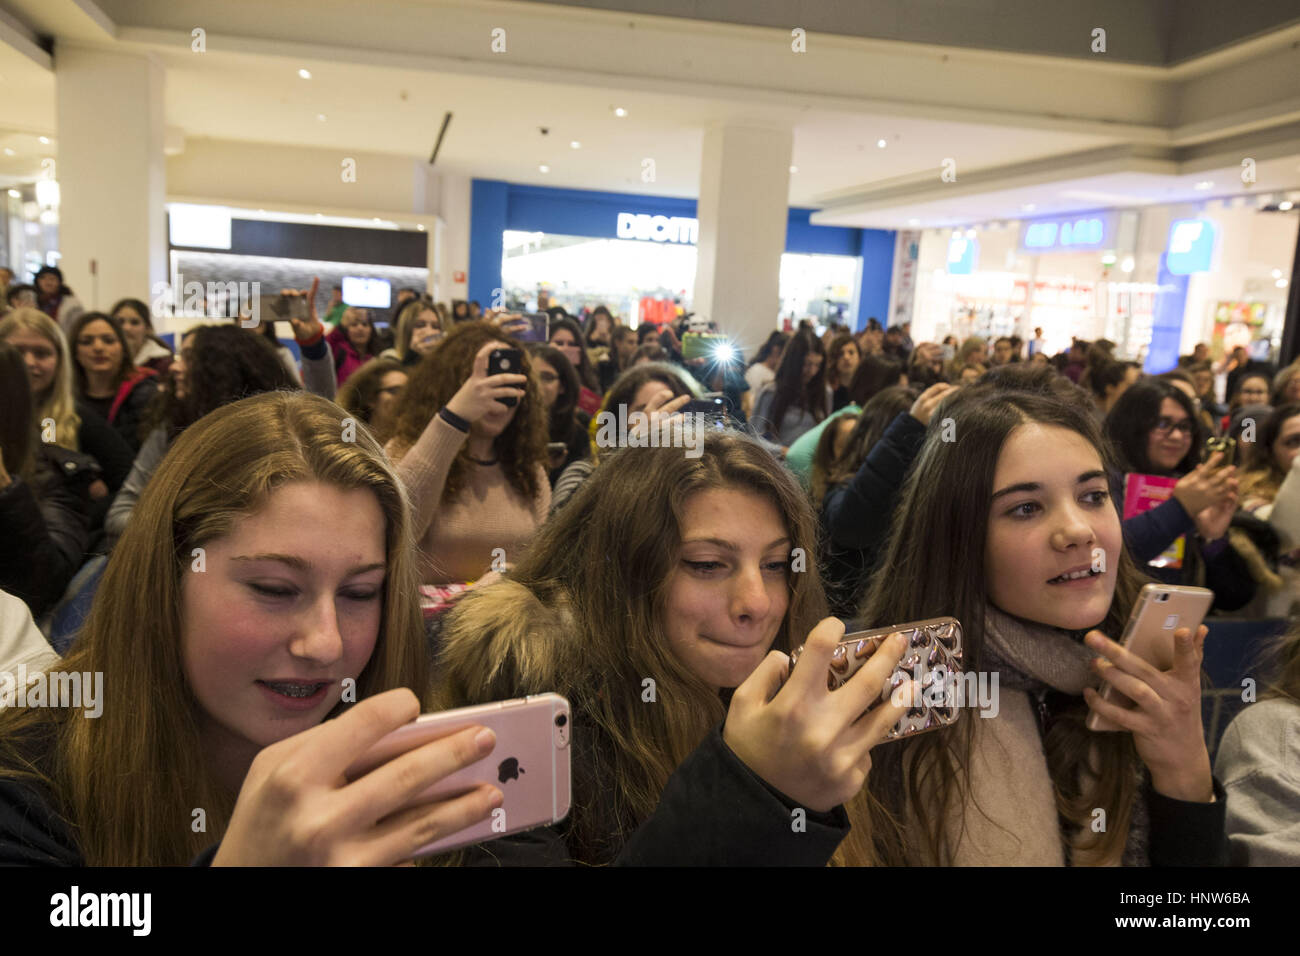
[
  {"xmin": 1086, "ymin": 584, "xmax": 1212, "ymax": 732},
  {"xmin": 345, "ymin": 693, "xmax": 572, "ymax": 856}
]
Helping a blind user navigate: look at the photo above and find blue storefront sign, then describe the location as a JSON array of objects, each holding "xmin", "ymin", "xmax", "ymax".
[
  {"xmin": 1018, "ymin": 211, "xmax": 1118, "ymax": 254},
  {"xmin": 469, "ymin": 180, "xmax": 896, "ymax": 328},
  {"xmin": 1165, "ymin": 219, "xmax": 1217, "ymax": 275}
]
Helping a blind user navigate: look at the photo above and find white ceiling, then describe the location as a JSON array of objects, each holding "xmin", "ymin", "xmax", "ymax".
[{"xmin": 0, "ymin": 0, "xmax": 1297, "ymax": 229}]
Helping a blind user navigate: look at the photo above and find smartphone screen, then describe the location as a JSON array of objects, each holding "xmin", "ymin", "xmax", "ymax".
[{"xmin": 513, "ymin": 313, "xmax": 549, "ymax": 343}]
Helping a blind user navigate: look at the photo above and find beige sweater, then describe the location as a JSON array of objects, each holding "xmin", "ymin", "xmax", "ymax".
[{"xmin": 387, "ymin": 416, "xmax": 550, "ymax": 585}]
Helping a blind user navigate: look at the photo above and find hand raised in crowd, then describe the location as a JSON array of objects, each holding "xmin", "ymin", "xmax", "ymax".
[
  {"xmin": 281, "ymin": 277, "xmax": 324, "ymax": 342},
  {"xmin": 1194, "ymin": 488, "xmax": 1239, "ymax": 542},
  {"xmin": 1083, "ymin": 626, "xmax": 1215, "ymax": 803},
  {"xmin": 444, "ymin": 341, "xmax": 528, "ymax": 423},
  {"xmin": 627, "ymin": 387, "xmax": 691, "ymax": 444},
  {"xmin": 484, "ymin": 309, "xmax": 531, "ymax": 337},
  {"xmin": 213, "ymin": 689, "xmax": 503, "ymax": 865},
  {"xmin": 1172, "ymin": 453, "xmax": 1237, "ymax": 517},
  {"xmin": 909, "ymin": 382, "xmax": 956, "ymax": 426},
  {"xmin": 723, "ymin": 617, "xmax": 915, "ymax": 813}
]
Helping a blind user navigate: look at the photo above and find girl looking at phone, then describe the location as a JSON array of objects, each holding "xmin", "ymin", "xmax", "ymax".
[
  {"xmin": 383, "ymin": 299, "xmax": 443, "ymax": 368},
  {"xmin": 385, "ymin": 323, "xmax": 548, "ymax": 590},
  {"xmin": 0, "ymin": 391, "xmax": 502, "ymax": 865},
  {"xmin": 434, "ymin": 432, "xmax": 912, "ymax": 866},
  {"xmin": 859, "ymin": 388, "xmax": 1227, "ymax": 865}
]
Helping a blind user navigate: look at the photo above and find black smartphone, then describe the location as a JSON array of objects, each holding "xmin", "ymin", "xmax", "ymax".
[
  {"xmin": 488, "ymin": 348, "xmax": 524, "ymax": 407},
  {"xmin": 680, "ymin": 396, "xmax": 727, "ymax": 428}
]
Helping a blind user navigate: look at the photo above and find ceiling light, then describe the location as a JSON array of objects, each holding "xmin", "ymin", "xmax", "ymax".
[
  {"xmin": 907, "ymin": 218, "xmax": 920, "ymax": 226},
  {"xmin": 316, "ymin": 113, "xmax": 327, "ymax": 122},
  {"xmin": 298, "ymin": 69, "xmax": 312, "ymax": 79},
  {"xmin": 38, "ymin": 136, "xmax": 49, "ymax": 145},
  {"xmin": 539, "ymin": 164, "xmax": 550, "ymax": 173},
  {"xmin": 876, "ymin": 139, "xmax": 887, "ymax": 149},
  {"xmin": 1021, "ymin": 203, "xmax": 1036, "ymax": 212},
  {"xmin": 1278, "ymin": 278, "xmax": 1289, "ymax": 288},
  {"xmin": 613, "ymin": 107, "xmax": 627, "ymax": 117},
  {"xmin": 1273, "ymin": 269, "xmax": 1283, "ymax": 279},
  {"xmin": 570, "ymin": 141, "xmax": 580, "ymax": 149},
  {"xmin": 6, "ymin": 189, "xmax": 19, "ymax": 199},
  {"xmin": 2, "ymin": 148, "xmax": 13, "ymax": 157},
  {"xmin": 258, "ymin": 209, "xmax": 266, "ymax": 214},
  {"xmin": 417, "ymin": 224, "xmax": 426, "ymax": 231},
  {"xmin": 1194, "ymin": 181, "xmax": 1213, "ymax": 190},
  {"xmin": 372, "ymin": 217, "xmax": 381, "ymax": 223},
  {"xmin": 1280, "ymin": 200, "xmax": 1295, "ymax": 211},
  {"xmin": 315, "ymin": 213, "xmax": 324, "ymax": 218},
  {"xmin": 789, "ymin": 165, "xmax": 798, "ymax": 173},
  {"xmin": 1121, "ymin": 256, "xmax": 1135, "ymax": 273}
]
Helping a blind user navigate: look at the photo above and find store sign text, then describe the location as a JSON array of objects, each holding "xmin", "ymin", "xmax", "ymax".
[
  {"xmin": 1022, "ymin": 216, "xmax": 1106, "ymax": 251},
  {"xmin": 616, "ymin": 212, "xmax": 699, "ymax": 245}
]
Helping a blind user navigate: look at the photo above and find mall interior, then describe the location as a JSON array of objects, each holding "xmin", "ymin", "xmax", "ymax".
[
  {"xmin": 2, "ymin": 0, "xmax": 1300, "ymax": 879},
  {"xmin": 0, "ymin": 0, "xmax": 1296, "ymax": 366}
]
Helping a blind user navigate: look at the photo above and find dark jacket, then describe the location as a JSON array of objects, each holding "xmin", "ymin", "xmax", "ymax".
[
  {"xmin": 1114, "ymin": 474, "xmax": 1257, "ymax": 612},
  {"xmin": 546, "ymin": 412, "xmax": 591, "ymax": 488},
  {"xmin": 105, "ymin": 368, "xmax": 159, "ymax": 454},
  {"xmin": 821, "ymin": 411, "xmax": 928, "ymax": 614},
  {"xmin": 0, "ymin": 446, "xmax": 95, "ymax": 618},
  {"xmin": 437, "ymin": 580, "xmax": 850, "ymax": 866},
  {"xmin": 73, "ymin": 401, "xmax": 133, "ymax": 497}
]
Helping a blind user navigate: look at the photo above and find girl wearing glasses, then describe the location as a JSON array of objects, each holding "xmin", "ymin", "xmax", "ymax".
[{"xmin": 1104, "ymin": 379, "xmax": 1255, "ymax": 610}]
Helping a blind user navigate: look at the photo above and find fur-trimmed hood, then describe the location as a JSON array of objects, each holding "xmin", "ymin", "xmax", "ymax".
[{"xmin": 435, "ymin": 579, "xmax": 579, "ymax": 707}]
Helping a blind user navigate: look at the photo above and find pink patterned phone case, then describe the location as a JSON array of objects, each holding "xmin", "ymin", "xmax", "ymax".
[{"xmin": 788, "ymin": 617, "xmax": 964, "ymax": 742}]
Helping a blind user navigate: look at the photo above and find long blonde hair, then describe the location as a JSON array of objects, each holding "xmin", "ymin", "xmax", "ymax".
[
  {"xmin": 435, "ymin": 432, "xmax": 877, "ymax": 865},
  {"xmin": 0, "ymin": 308, "xmax": 81, "ymax": 451},
  {"xmin": 0, "ymin": 390, "xmax": 428, "ymax": 865}
]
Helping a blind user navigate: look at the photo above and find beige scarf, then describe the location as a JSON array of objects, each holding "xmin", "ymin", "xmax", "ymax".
[{"xmin": 903, "ymin": 607, "xmax": 1146, "ymax": 865}]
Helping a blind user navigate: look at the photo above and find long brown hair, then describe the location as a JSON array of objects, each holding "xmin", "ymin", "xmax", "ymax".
[
  {"xmin": 434, "ymin": 432, "xmax": 876, "ymax": 865},
  {"xmin": 68, "ymin": 311, "xmax": 136, "ymax": 397},
  {"xmin": 0, "ymin": 390, "xmax": 427, "ymax": 865},
  {"xmin": 388, "ymin": 322, "xmax": 546, "ymax": 504},
  {"xmin": 860, "ymin": 387, "xmax": 1146, "ymax": 865}
]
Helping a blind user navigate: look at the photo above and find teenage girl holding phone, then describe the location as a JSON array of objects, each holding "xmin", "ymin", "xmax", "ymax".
[
  {"xmin": 858, "ymin": 386, "xmax": 1227, "ymax": 865},
  {"xmin": 0, "ymin": 391, "xmax": 500, "ymax": 865}
]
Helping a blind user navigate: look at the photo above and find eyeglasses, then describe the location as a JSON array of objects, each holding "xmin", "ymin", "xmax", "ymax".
[
  {"xmin": 537, "ymin": 371, "xmax": 559, "ymax": 384},
  {"xmin": 1153, "ymin": 417, "xmax": 1195, "ymax": 436}
]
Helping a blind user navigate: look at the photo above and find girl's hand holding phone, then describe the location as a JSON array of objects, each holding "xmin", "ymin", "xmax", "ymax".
[
  {"xmin": 1082, "ymin": 626, "xmax": 1215, "ymax": 803},
  {"xmin": 444, "ymin": 342, "xmax": 527, "ymax": 424},
  {"xmin": 723, "ymin": 617, "xmax": 916, "ymax": 813},
  {"xmin": 213, "ymin": 689, "xmax": 503, "ymax": 866},
  {"xmin": 626, "ymin": 389, "xmax": 690, "ymax": 444},
  {"xmin": 1173, "ymin": 454, "xmax": 1237, "ymax": 516}
]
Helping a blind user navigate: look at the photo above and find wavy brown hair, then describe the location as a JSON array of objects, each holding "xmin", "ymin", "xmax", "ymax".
[
  {"xmin": 388, "ymin": 322, "xmax": 546, "ymax": 505},
  {"xmin": 434, "ymin": 432, "xmax": 877, "ymax": 865},
  {"xmin": 860, "ymin": 387, "xmax": 1147, "ymax": 866},
  {"xmin": 0, "ymin": 390, "xmax": 428, "ymax": 865}
]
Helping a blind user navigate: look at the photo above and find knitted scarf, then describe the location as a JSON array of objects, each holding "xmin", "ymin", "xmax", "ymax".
[{"xmin": 980, "ymin": 606, "xmax": 1150, "ymax": 866}]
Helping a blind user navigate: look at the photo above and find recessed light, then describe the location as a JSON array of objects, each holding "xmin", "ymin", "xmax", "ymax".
[
  {"xmin": 257, "ymin": 209, "xmax": 266, "ymax": 214},
  {"xmin": 907, "ymin": 218, "xmax": 920, "ymax": 226},
  {"xmin": 2, "ymin": 148, "xmax": 13, "ymax": 157},
  {"xmin": 570, "ymin": 141, "xmax": 581, "ymax": 149},
  {"xmin": 789, "ymin": 165, "xmax": 798, "ymax": 174},
  {"xmin": 1022, "ymin": 203, "xmax": 1036, "ymax": 212},
  {"xmin": 539, "ymin": 164, "xmax": 550, "ymax": 173},
  {"xmin": 417, "ymin": 224, "xmax": 426, "ymax": 231},
  {"xmin": 315, "ymin": 213, "xmax": 324, "ymax": 218},
  {"xmin": 1121, "ymin": 256, "xmax": 1135, "ymax": 273},
  {"xmin": 1280, "ymin": 200, "xmax": 1295, "ymax": 211},
  {"xmin": 38, "ymin": 136, "xmax": 49, "ymax": 145},
  {"xmin": 373, "ymin": 217, "xmax": 381, "ymax": 223},
  {"xmin": 1272, "ymin": 269, "xmax": 1283, "ymax": 279},
  {"xmin": 316, "ymin": 113, "xmax": 327, "ymax": 122},
  {"xmin": 876, "ymin": 139, "xmax": 887, "ymax": 149},
  {"xmin": 1278, "ymin": 278, "xmax": 1289, "ymax": 288},
  {"xmin": 298, "ymin": 69, "xmax": 312, "ymax": 80},
  {"xmin": 6, "ymin": 189, "xmax": 19, "ymax": 199},
  {"xmin": 613, "ymin": 107, "xmax": 627, "ymax": 117},
  {"xmin": 1194, "ymin": 181, "xmax": 1213, "ymax": 190}
]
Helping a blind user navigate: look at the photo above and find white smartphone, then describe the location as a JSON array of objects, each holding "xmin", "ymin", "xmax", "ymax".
[
  {"xmin": 344, "ymin": 693, "xmax": 572, "ymax": 856},
  {"xmin": 1086, "ymin": 584, "xmax": 1213, "ymax": 732}
]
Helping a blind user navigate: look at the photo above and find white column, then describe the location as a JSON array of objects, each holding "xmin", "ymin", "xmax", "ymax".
[
  {"xmin": 692, "ymin": 124, "xmax": 792, "ymax": 354},
  {"xmin": 55, "ymin": 44, "xmax": 166, "ymax": 312},
  {"xmin": 439, "ymin": 173, "xmax": 471, "ymax": 306}
]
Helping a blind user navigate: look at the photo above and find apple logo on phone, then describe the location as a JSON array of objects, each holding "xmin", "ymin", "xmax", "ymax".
[{"xmin": 498, "ymin": 757, "xmax": 525, "ymax": 784}]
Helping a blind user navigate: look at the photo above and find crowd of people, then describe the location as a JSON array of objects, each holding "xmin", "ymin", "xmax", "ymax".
[{"xmin": 0, "ymin": 270, "xmax": 1297, "ymax": 867}]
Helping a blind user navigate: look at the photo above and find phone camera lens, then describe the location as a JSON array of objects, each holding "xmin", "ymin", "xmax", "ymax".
[{"xmin": 555, "ymin": 713, "xmax": 567, "ymax": 728}]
